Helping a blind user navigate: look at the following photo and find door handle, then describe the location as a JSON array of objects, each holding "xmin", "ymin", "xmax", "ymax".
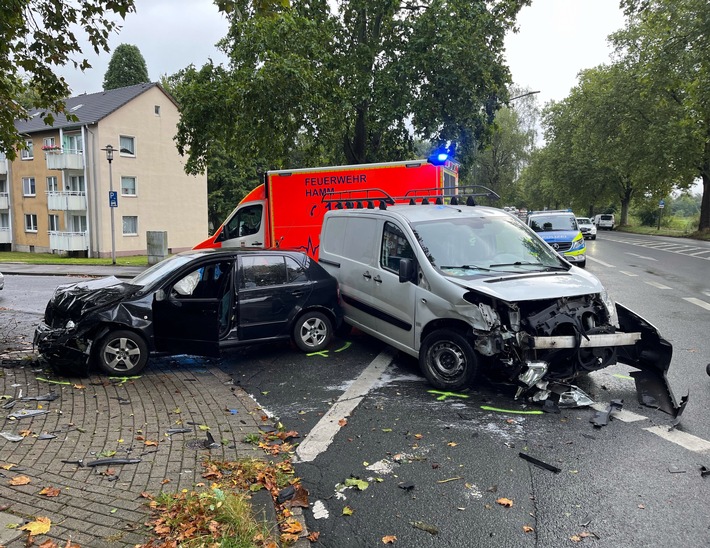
[
  {"xmin": 291, "ymin": 291, "xmax": 305, "ymax": 297},
  {"xmin": 362, "ymin": 271, "xmax": 372, "ymax": 280},
  {"xmin": 251, "ymin": 241, "xmax": 262, "ymax": 246},
  {"xmin": 373, "ymin": 275, "xmax": 382, "ymax": 284}
]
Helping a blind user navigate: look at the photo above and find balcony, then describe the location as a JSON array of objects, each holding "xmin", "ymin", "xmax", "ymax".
[
  {"xmin": 0, "ymin": 227, "xmax": 10, "ymax": 244},
  {"xmin": 45, "ymin": 150, "xmax": 84, "ymax": 170},
  {"xmin": 49, "ymin": 231, "xmax": 88, "ymax": 251},
  {"xmin": 47, "ymin": 191, "xmax": 87, "ymax": 211},
  {"xmin": 0, "ymin": 192, "xmax": 8, "ymax": 210}
]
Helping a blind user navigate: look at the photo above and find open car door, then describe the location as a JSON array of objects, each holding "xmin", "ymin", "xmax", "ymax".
[{"xmin": 153, "ymin": 260, "xmax": 234, "ymax": 357}]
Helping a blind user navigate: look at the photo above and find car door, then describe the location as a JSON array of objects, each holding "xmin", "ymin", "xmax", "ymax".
[
  {"xmin": 152, "ymin": 259, "xmax": 234, "ymax": 357},
  {"xmin": 236, "ymin": 254, "xmax": 312, "ymax": 341},
  {"xmin": 370, "ymin": 219, "xmax": 418, "ymax": 350}
]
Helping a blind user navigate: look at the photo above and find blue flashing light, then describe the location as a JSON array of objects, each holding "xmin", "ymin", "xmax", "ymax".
[{"xmin": 428, "ymin": 146, "xmax": 451, "ymax": 166}]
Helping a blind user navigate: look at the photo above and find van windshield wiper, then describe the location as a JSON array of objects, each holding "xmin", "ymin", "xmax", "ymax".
[
  {"xmin": 489, "ymin": 261, "xmax": 568, "ymax": 271},
  {"xmin": 439, "ymin": 264, "xmax": 492, "ymax": 271}
]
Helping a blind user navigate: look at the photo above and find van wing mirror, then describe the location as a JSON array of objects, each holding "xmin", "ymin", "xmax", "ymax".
[{"xmin": 399, "ymin": 258, "xmax": 416, "ymax": 283}]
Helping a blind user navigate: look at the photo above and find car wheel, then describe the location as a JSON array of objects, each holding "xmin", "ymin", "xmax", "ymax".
[
  {"xmin": 95, "ymin": 329, "xmax": 149, "ymax": 375},
  {"xmin": 592, "ymin": 235, "xmax": 597, "ymax": 240},
  {"xmin": 706, "ymin": 363, "xmax": 710, "ymax": 376},
  {"xmin": 579, "ymin": 259, "xmax": 587, "ymax": 268},
  {"xmin": 419, "ymin": 330, "xmax": 477, "ymax": 390},
  {"xmin": 293, "ymin": 311, "xmax": 332, "ymax": 352}
]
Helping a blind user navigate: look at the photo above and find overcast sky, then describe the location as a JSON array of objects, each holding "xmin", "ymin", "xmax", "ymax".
[{"xmin": 59, "ymin": 0, "xmax": 625, "ymax": 106}]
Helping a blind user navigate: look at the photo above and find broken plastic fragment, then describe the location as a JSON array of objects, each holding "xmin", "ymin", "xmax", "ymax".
[
  {"xmin": 519, "ymin": 361, "xmax": 548, "ymax": 387},
  {"xmin": 0, "ymin": 432, "xmax": 23, "ymax": 442},
  {"xmin": 700, "ymin": 466, "xmax": 710, "ymax": 478},
  {"xmin": 519, "ymin": 452, "xmax": 561, "ymax": 473},
  {"xmin": 86, "ymin": 458, "xmax": 142, "ymax": 467},
  {"xmin": 411, "ymin": 521, "xmax": 439, "ymax": 535},
  {"xmin": 398, "ymin": 481, "xmax": 415, "ymax": 491},
  {"xmin": 37, "ymin": 433, "xmax": 57, "ymax": 440},
  {"xmin": 557, "ymin": 386, "xmax": 594, "ymax": 408},
  {"xmin": 8, "ymin": 409, "xmax": 50, "ymax": 420},
  {"xmin": 590, "ymin": 400, "xmax": 623, "ymax": 427},
  {"xmin": 21, "ymin": 392, "xmax": 58, "ymax": 402}
]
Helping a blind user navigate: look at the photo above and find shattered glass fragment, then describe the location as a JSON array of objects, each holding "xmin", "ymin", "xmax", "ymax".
[
  {"xmin": 9, "ymin": 409, "xmax": 50, "ymax": 420},
  {"xmin": 557, "ymin": 386, "xmax": 594, "ymax": 408},
  {"xmin": 0, "ymin": 432, "xmax": 23, "ymax": 442}
]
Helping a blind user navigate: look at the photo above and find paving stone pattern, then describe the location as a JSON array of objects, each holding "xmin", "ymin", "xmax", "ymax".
[{"xmin": 0, "ymin": 356, "xmax": 270, "ymax": 547}]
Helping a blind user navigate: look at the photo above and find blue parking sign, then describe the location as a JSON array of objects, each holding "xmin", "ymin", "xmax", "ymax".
[{"xmin": 109, "ymin": 191, "xmax": 118, "ymax": 208}]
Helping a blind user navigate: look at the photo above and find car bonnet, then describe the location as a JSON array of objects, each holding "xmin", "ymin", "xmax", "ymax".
[{"xmin": 49, "ymin": 276, "xmax": 141, "ymax": 319}]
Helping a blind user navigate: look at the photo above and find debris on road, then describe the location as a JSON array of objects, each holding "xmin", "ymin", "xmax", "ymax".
[
  {"xmin": 519, "ymin": 452, "xmax": 562, "ymax": 474},
  {"xmin": 590, "ymin": 400, "xmax": 623, "ymax": 427},
  {"xmin": 411, "ymin": 520, "xmax": 439, "ymax": 535}
]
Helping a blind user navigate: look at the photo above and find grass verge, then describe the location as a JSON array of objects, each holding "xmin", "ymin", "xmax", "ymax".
[{"xmin": 0, "ymin": 251, "xmax": 150, "ymax": 266}]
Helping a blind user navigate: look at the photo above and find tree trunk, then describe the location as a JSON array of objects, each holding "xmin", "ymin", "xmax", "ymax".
[
  {"xmin": 698, "ymin": 135, "xmax": 710, "ymax": 231},
  {"xmin": 618, "ymin": 177, "xmax": 633, "ymax": 226}
]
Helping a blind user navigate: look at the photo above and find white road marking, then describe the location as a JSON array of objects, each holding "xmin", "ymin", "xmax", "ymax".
[
  {"xmin": 619, "ymin": 271, "xmax": 638, "ymax": 277},
  {"xmin": 644, "ymin": 281, "xmax": 672, "ymax": 290},
  {"xmin": 587, "ymin": 256, "xmax": 614, "ymax": 268},
  {"xmin": 689, "ymin": 250, "xmax": 710, "ymax": 257},
  {"xmin": 295, "ymin": 347, "xmax": 396, "ymax": 462},
  {"xmin": 644, "ymin": 426, "xmax": 710, "ymax": 454},
  {"xmin": 625, "ymin": 252, "xmax": 657, "ymax": 261},
  {"xmin": 591, "ymin": 403, "xmax": 647, "ymax": 423},
  {"xmin": 683, "ymin": 297, "xmax": 710, "ymax": 311}
]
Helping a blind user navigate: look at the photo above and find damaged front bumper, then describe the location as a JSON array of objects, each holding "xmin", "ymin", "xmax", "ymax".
[
  {"xmin": 34, "ymin": 322, "xmax": 92, "ymax": 376},
  {"xmin": 514, "ymin": 303, "xmax": 686, "ymax": 420}
]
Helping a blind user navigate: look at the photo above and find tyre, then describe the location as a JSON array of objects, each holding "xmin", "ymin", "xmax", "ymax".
[
  {"xmin": 579, "ymin": 259, "xmax": 586, "ymax": 268},
  {"xmin": 293, "ymin": 311, "xmax": 332, "ymax": 352},
  {"xmin": 95, "ymin": 329, "xmax": 149, "ymax": 375},
  {"xmin": 419, "ymin": 330, "xmax": 477, "ymax": 390},
  {"xmin": 592, "ymin": 235, "xmax": 597, "ymax": 240},
  {"xmin": 335, "ymin": 321, "xmax": 353, "ymax": 338},
  {"xmin": 706, "ymin": 363, "xmax": 710, "ymax": 376}
]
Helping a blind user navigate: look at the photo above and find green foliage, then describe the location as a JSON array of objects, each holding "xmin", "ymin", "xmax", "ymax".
[
  {"xmin": 102, "ymin": 44, "xmax": 150, "ymax": 90},
  {"xmin": 0, "ymin": 0, "xmax": 135, "ymax": 159},
  {"xmin": 173, "ymin": 0, "xmax": 530, "ymax": 177}
]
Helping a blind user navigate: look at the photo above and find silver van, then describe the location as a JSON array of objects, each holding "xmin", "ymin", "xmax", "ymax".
[
  {"xmin": 594, "ymin": 213, "xmax": 615, "ymax": 230},
  {"xmin": 318, "ymin": 191, "xmax": 681, "ymax": 413}
]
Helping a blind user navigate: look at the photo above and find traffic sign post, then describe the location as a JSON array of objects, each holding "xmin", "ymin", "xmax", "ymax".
[
  {"xmin": 657, "ymin": 199, "xmax": 665, "ymax": 230},
  {"xmin": 109, "ymin": 191, "xmax": 118, "ymax": 208}
]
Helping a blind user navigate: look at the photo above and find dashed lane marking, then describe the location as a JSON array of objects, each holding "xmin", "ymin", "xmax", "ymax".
[
  {"xmin": 294, "ymin": 347, "xmax": 396, "ymax": 463},
  {"xmin": 644, "ymin": 281, "xmax": 672, "ymax": 290},
  {"xmin": 683, "ymin": 297, "xmax": 710, "ymax": 311},
  {"xmin": 625, "ymin": 252, "xmax": 657, "ymax": 261},
  {"xmin": 619, "ymin": 271, "xmax": 638, "ymax": 277},
  {"xmin": 587, "ymin": 256, "xmax": 615, "ymax": 268},
  {"xmin": 644, "ymin": 426, "xmax": 710, "ymax": 454}
]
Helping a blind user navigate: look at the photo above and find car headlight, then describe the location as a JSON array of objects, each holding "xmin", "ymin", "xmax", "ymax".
[
  {"xmin": 600, "ymin": 290, "xmax": 619, "ymax": 327},
  {"xmin": 569, "ymin": 235, "xmax": 586, "ymax": 252}
]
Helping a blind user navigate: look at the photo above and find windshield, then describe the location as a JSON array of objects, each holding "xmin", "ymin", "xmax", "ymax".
[
  {"xmin": 529, "ymin": 215, "xmax": 577, "ymax": 232},
  {"xmin": 411, "ymin": 215, "xmax": 566, "ymax": 277},
  {"xmin": 130, "ymin": 255, "xmax": 196, "ymax": 290},
  {"xmin": 577, "ymin": 218, "xmax": 591, "ymax": 224}
]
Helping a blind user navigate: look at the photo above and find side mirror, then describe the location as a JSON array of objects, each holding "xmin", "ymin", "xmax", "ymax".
[
  {"xmin": 399, "ymin": 258, "xmax": 415, "ymax": 283},
  {"xmin": 154, "ymin": 289, "xmax": 166, "ymax": 302}
]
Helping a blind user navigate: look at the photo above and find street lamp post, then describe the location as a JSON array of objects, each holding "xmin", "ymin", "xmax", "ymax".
[{"xmin": 101, "ymin": 144, "xmax": 117, "ymax": 264}]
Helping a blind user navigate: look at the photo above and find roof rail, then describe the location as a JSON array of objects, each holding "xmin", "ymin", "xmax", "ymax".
[{"xmin": 321, "ymin": 185, "xmax": 500, "ymax": 210}]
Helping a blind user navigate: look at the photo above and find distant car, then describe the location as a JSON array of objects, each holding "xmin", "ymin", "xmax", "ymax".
[
  {"xmin": 594, "ymin": 213, "xmax": 615, "ymax": 230},
  {"xmin": 0, "ymin": 271, "xmax": 3, "ymax": 290},
  {"xmin": 576, "ymin": 217, "xmax": 597, "ymax": 240},
  {"xmin": 35, "ymin": 249, "xmax": 342, "ymax": 376}
]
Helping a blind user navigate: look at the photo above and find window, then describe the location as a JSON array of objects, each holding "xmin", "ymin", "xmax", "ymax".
[
  {"xmin": 21, "ymin": 140, "xmax": 34, "ymax": 160},
  {"xmin": 121, "ymin": 176, "xmax": 136, "ymax": 196},
  {"xmin": 286, "ymin": 257, "xmax": 308, "ymax": 283},
  {"xmin": 223, "ymin": 204, "xmax": 262, "ymax": 240},
  {"xmin": 154, "ymin": 105, "xmax": 161, "ymax": 116},
  {"xmin": 240, "ymin": 256, "xmax": 287, "ymax": 288},
  {"xmin": 46, "ymin": 176, "xmax": 58, "ymax": 192},
  {"xmin": 119, "ymin": 135, "xmax": 135, "ymax": 156},
  {"xmin": 122, "ymin": 216, "xmax": 138, "ymax": 235},
  {"xmin": 380, "ymin": 221, "xmax": 415, "ymax": 273},
  {"xmin": 48, "ymin": 214, "xmax": 59, "ymax": 232},
  {"xmin": 0, "ymin": 213, "xmax": 9, "ymax": 229},
  {"xmin": 0, "ymin": 179, "xmax": 7, "ymax": 193},
  {"xmin": 23, "ymin": 177, "xmax": 36, "ymax": 196},
  {"xmin": 63, "ymin": 133, "xmax": 83, "ymax": 154},
  {"xmin": 69, "ymin": 215, "xmax": 87, "ymax": 232},
  {"xmin": 43, "ymin": 137, "xmax": 56, "ymax": 148},
  {"xmin": 66, "ymin": 175, "xmax": 85, "ymax": 193},
  {"xmin": 172, "ymin": 261, "xmax": 232, "ymax": 299},
  {"xmin": 25, "ymin": 214, "xmax": 38, "ymax": 232}
]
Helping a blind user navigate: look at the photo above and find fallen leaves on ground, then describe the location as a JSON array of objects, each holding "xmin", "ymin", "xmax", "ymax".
[
  {"xmin": 342, "ymin": 506, "xmax": 354, "ymax": 516},
  {"xmin": 21, "ymin": 516, "xmax": 51, "ymax": 536},
  {"xmin": 496, "ymin": 497, "xmax": 514, "ymax": 508},
  {"xmin": 39, "ymin": 486, "xmax": 61, "ymax": 497},
  {"xmin": 382, "ymin": 535, "xmax": 397, "ymax": 544},
  {"xmin": 9, "ymin": 475, "xmax": 31, "ymax": 486}
]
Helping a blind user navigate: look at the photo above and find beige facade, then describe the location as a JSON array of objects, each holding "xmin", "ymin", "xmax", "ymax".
[{"xmin": 5, "ymin": 84, "xmax": 208, "ymax": 257}]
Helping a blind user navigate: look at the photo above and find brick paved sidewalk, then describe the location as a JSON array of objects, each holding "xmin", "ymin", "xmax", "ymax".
[{"xmin": 0, "ymin": 355, "xmax": 285, "ymax": 547}]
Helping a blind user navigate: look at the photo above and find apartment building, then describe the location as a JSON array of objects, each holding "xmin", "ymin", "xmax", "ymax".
[{"xmin": 3, "ymin": 83, "xmax": 208, "ymax": 256}]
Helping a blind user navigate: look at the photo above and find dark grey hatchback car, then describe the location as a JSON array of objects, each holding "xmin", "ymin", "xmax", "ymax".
[{"xmin": 34, "ymin": 249, "xmax": 342, "ymax": 376}]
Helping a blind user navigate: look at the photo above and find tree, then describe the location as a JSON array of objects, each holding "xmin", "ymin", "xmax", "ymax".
[
  {"xmin": 103, "ymin": 43, "xmax": 150, "ymax": 90},
  {"xmin": 0, "ymin": 0, "xmax": 135, "ymax": 159},
  {"xmin": 612, "ymin": 0, "xmax": 710, "ymax": 231},
  {"xmin": 174, "ymin": 0, "xmax": 530, "ymax": 177}
]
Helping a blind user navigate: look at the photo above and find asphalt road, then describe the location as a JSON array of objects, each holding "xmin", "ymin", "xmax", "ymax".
[{"xmin": 1, "ymin": 233, "xmax": 709, "ymax": 547}]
